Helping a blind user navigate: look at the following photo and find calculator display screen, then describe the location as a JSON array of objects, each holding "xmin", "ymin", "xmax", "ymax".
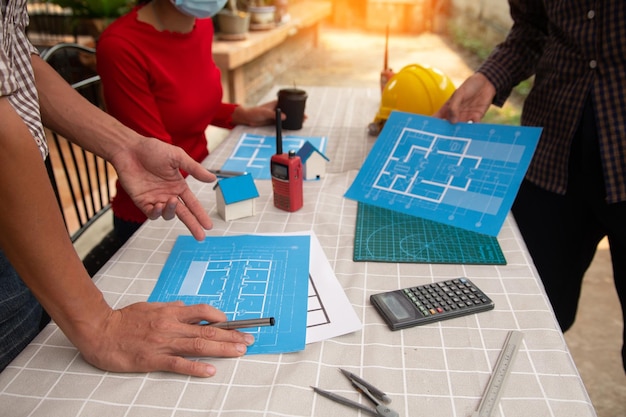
[
  {"xmin": 370, "ymin": 290, "xmax": 422, "ymax": 329},
  {"xmin": 377, "ymin": 293, "xmax": 411, "ymax": 320}
]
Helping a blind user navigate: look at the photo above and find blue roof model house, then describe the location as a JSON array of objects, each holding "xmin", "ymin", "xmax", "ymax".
[
  {"xmin": 297, "ymin": 141, "xmax": 330, "ymax": 180},
  {"xmin": 214, "ymin": 173, "xmax": 259, "ymax": 221}
]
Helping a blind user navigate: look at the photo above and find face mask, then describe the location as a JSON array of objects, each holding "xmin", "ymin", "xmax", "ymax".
[{"xmin": 171, "ymin": 0, "xmax": 227, "ymax": 18}]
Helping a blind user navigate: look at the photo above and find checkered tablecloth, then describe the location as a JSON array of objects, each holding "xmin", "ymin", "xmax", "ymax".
[{"xmin": 0, "ymin": 87, "xmax": 596, "ymax": 417}]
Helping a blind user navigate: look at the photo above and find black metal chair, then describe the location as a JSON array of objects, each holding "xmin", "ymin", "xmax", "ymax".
[{"xmin": 41, "ymin": 43, "xmax": 122, "ymax": 276}]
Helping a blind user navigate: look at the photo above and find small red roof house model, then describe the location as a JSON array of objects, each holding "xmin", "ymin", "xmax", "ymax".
[
  {"xmin": 213, "ymin": 173, "xmax": 260, "ymax": 221},
  {"xmin": 297, "ymin": 141, "xmax": 330, "ymax": 180}
]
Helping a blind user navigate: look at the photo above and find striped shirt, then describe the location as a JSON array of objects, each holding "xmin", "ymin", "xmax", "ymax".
[
  {"xmin": 0, "ymin": 0, "xmax": 47, "ymax": 159},
  {"xmin": 478, "ymin": 0, "xmax": 626, "ymax": 204}
]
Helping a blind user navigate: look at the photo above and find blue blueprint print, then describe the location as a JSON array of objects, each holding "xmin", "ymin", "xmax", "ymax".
[
  {"xmin": 220, "ymin": 132, "xmax": 327, "ymax": 179},
  {"xmin": 345, "ymin": 112, "xmax": 542, "ymax": 236},
  {"xmin": 148, "ymin": 234, "xmax": 311, "ymax": 354}
]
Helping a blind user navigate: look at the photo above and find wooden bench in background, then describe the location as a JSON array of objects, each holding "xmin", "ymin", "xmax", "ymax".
[{"xmin": 213, "ymin": 1, "xmax": 332, "ymax": 104}]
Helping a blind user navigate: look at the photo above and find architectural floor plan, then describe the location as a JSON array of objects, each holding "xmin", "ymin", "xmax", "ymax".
[
  {"xmin": 220, "ymin": 132, "xmax": 327, "ymax": 179},
  {"xmin": 149, "ymin": 234, "xmax": 310, "ymax": 354},
  {"xmin": 346, "ymin": 112, "xmax": 542, "ymax": 236},
  {"xmin": 149, "ymin": 233, "xmax": 361, "ymax": 353}
]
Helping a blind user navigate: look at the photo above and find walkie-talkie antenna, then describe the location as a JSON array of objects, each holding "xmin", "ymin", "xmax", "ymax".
[
  {"xmin": 384, "ymin": 24, "xmax": 389, "ymax": 70},
  {"xmin": 275, "ymin": 107, "xmax": 283, "ymax": 155}
]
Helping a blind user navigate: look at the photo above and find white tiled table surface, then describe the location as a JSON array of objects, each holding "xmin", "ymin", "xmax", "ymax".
[{"xmin": 0, "ymin": 87, "xmax": 596, "ymax": 416}]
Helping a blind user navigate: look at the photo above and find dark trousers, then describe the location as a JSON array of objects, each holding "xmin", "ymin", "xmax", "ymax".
[
  {"xmin": 0, "ymin": 250, "xmax": 46, "ymax": 371},
  {"xmin": 512, "ymin": 99, "xmax": 626, "ymax": 372}
]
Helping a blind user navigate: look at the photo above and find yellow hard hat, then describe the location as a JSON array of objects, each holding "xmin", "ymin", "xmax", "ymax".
[{"xmin": 369, "ymin": 64, "xmax": 455, "ymax": 135}]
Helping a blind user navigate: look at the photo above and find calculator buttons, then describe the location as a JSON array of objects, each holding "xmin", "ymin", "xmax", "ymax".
[{"xmin": 402, "ymin": 278, "xmax": 493, "ymax": 319}]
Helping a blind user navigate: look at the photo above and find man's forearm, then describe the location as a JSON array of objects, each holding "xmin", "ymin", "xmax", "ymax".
[{"xmin": 0, "ymin": 98, "xmax": 112, "ymax": 351}]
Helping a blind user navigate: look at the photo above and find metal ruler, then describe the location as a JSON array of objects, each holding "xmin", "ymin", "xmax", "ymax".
[{"xmin": 471, "ymin": 330, "xmax": 524, "ymax": 417}]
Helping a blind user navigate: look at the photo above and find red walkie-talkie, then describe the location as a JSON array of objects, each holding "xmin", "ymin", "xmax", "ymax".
[{"xmin": 271, "ymin": 108, "xmax": 303, "ymax": 212}]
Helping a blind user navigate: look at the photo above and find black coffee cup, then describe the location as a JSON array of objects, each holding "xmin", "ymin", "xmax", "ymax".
[{"xmin": 277, "ymin": 88, "xmax": 307, "ymax": 130}]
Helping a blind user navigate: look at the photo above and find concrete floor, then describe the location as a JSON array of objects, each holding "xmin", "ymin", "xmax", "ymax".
[{"xmin": 267, "ymin": 27, "xmax": 625, "ymax": 417}]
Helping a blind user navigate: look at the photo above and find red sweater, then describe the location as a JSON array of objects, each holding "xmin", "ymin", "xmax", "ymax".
[{"xmin": 97, "ymin": 6, "xmax": 237, "ymax": 223}]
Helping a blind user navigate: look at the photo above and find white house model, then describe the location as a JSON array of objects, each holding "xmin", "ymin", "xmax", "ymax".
[
  {"xmin": 214, "ymin": 173, "xmax": 260, "ymax": 221},
  {"xmin": 297, "ymin": 141, "xmax": 330, "ymax": 180}
]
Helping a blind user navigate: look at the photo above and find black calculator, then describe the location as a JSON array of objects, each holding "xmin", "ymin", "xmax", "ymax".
[{"xmin": 370, "ymin": 278, "xmax": 494, "ymax": 330}]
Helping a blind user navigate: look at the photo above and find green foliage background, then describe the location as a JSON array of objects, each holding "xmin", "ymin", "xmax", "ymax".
[{"xmin": 49, "ymin": 0, "xmax": 133, "ymax": 18}]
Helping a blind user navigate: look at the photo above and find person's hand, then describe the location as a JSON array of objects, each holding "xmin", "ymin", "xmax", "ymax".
[
  {"xmin": 77, "ymin": 301, "xmax": 255, "ymax": 377},
  {"xmin": 110, "ymin": 137, "xmax": 216, "ymax": 240},
  {"xmin": 232, "ymin": 100, "xmax": 285, "ymax": 127},
  {"xmin": 434, "ymin": 72, "xmax": 497, "ymax": 123}
]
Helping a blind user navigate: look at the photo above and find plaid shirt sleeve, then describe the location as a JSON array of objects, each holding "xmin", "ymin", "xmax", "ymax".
[
  {"xmin": 0, "ymin": 0, "xmax": 47, "ymax": 159},
  {"xmin": 477, "ymin": 0, "xmax": 626, "ymax": 203}
]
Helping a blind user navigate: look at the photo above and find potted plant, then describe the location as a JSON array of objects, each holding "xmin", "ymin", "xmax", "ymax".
[
  {"xmin": 216, "ymin": 0, "xmax": 250, "ymax": 40},
  {"xmin": 51, "ymin": 0, "xmax": 130, "ymax": 18},
  {"xmin": 245, "ymin": 0, "xmax": 276, "ymax": 29}
]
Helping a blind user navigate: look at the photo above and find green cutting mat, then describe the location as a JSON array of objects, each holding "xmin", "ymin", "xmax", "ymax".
[{"xmin": 354, "ymin": 203, "xmax": 506, "ymax": 265}]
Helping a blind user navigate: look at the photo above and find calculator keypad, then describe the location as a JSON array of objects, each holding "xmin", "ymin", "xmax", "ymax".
[{"xmin": 402, "ymin": 278, "xmax": 492, "ymax": 318}]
